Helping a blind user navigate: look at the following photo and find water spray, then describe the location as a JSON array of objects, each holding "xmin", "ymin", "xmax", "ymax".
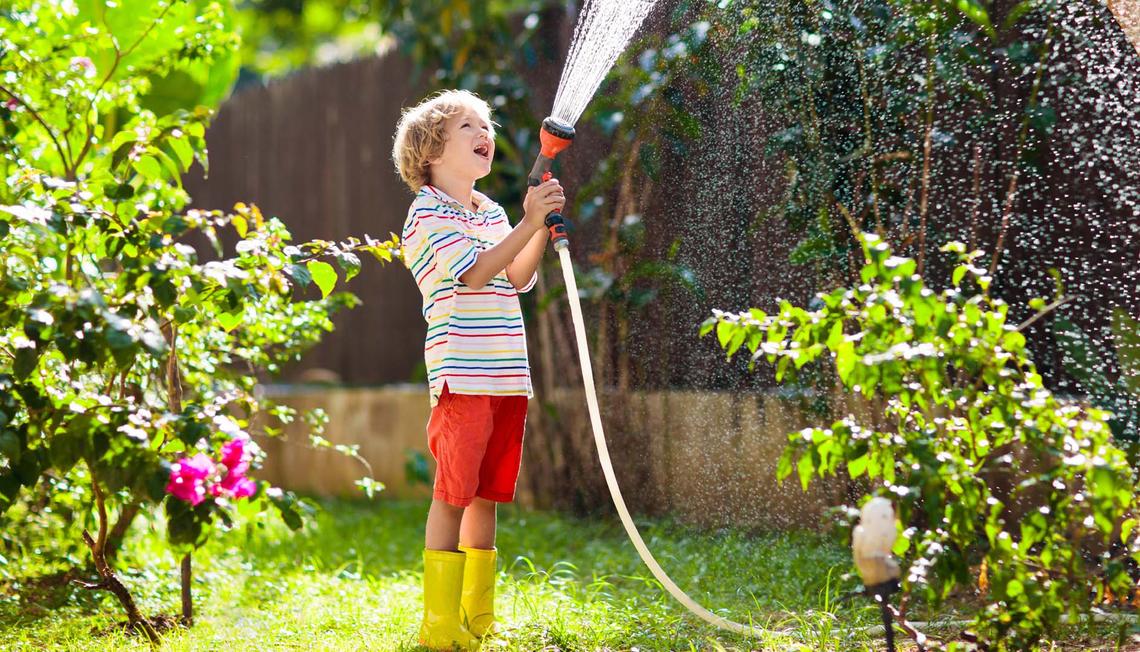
[
  {"xmin": 528, "ymin": 0, "xmax": 785, "ymax": 641},
  {"xmin": 528, "ymin": 117, "xmax": 576, "ymax": 250}
]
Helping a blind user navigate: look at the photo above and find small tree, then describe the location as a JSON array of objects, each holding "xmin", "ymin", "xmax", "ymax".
[
  {"xmin": 704, "ymin": 234, "xmax": 1138, "ymax": 650},
  {"xmin": 0, "ymin": 0, "xmax": 395, "ymax": 639}
]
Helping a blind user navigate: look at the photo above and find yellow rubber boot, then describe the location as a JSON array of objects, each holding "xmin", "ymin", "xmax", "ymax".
[
  {"xmin": 458, "ymin": 546, "xmax": 497, "ymax": 637},
  {"xmin": 419, "ymin": 549, "xmax": 479, "ymax": 650}
]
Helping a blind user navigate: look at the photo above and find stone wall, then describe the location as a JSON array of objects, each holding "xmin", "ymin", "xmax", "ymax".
[{"xmin": 253, "ymin": 384, "xmax": 854, "ymax": 531}]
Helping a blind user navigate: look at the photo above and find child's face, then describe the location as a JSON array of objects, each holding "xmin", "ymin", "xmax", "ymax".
[{"xmin": 430, "ymin": 106, "xmax": 495, "ymax": 182}]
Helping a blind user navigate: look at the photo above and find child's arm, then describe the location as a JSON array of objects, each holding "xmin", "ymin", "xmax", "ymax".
[
  {"xmin": 505, "ymin": 226, "xmax": 548, "ymax": 291},
  {"xmin": 458, "ymin": 179, "xmax": 563, "ymax": 291}
]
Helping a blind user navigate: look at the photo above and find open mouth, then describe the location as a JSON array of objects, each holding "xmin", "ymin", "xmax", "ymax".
[{"xmin": 473, "ymin": 143, "xmax": 490, "ymax": 159}]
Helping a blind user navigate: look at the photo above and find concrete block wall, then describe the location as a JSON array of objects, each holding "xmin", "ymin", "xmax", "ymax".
[{"xmin": 252, "ymin": 384, "xmax": 853, "ymax": 531}]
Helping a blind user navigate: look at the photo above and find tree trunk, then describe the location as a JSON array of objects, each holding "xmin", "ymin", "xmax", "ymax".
[
  {"xmin": 78, "ymin": 480, "xmax": 159, "ymax": 644},
  {"xmin": 181, "ymin": 553, "xmax": 193, "ymax": 625},
  {"xmin": 104, "ymin": 501, "xmax": 140, "ymax": 559}
]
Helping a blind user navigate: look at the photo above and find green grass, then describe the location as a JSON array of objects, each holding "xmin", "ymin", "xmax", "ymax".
[
  {"xmin": 1, "ymin": 498, "xmax": 892, "ymax": 650},
  {"xmin": 3, "ymin": 499, "xmax": 1132, "ymax": 650}
]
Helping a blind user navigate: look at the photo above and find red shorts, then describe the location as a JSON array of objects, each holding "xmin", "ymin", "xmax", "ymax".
[{"xmin": 427, "ymin": 383, "xmax": 528, "ymax": 507}]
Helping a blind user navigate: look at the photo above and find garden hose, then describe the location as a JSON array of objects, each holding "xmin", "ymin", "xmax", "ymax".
[
  {"xmin": 530, "ymin": 112, "xmax": 773, "ymax": 637},
  {"xmin": 552, "ymin": 247, "xmax": 773, "ymax": 639}
]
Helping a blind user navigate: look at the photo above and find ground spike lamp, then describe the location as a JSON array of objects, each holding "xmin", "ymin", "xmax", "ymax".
[{"xmin": 853, "ymin": 497, "xmax": 903, "ymax": 652}]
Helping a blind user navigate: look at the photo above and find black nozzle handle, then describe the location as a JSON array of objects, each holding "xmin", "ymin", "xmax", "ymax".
[
  {"xmin": 529, "ymin": 154, "xmax": 554, "ymax": 187},
  {"xmin": 528, "ymin": 152, "xmax": 568, "ymax": 248}
]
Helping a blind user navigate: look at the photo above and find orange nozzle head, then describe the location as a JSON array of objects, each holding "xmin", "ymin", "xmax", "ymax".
[{"xmin": 539, "ymin": 117, "xmax": 575, "ymax": 159}]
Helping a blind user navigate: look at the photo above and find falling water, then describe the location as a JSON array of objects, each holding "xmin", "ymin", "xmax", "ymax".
[{"xmin": 551, "ymin": 0, "xmax": 659, "ymax": 126}]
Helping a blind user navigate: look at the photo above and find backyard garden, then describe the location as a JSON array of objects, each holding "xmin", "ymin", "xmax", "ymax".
[{"xmin": 3, "ymin": 0, "xmax": 1140, "ymax": 650}]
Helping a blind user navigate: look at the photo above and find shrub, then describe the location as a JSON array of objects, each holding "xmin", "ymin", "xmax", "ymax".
[
  {"xmin": 704, "ymin": 234, "xmax": 1138, "ymax": 650},
  {"xmin": 0, "ymin": 0, "xmax": 396, "ymax": 638}
]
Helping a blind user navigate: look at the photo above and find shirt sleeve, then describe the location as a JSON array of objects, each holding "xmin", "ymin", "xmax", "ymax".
[
  {"xmin": 517, "ymin": 271, "xmax": 538, "ymax": 293},
  {"xmin": 405, "ymin": 204, "xmax": 479, "ymax": 284}
]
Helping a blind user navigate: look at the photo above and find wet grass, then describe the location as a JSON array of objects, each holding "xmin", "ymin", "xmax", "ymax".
[{"xmin": 1, "ymin": 498, "xmax": 1135, "ymax": 650}]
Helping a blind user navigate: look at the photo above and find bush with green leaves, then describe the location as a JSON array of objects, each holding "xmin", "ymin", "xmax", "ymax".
[
  {"xmin": 1053, "ymin": 310, "xmax": 1140, "ymax": 447},
  {"xmin": 0, "ymin": 0, "xmax": 396, "ymax": 638},
  {"xmin": 703, "ymin": 234, "xmax": 1139, "ymax": 650}
]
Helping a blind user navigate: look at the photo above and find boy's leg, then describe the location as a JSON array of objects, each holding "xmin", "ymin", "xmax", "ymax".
[
  {"xmin": 426, "ymin": 499, "xmax": 464, "ymax": 551},
  {"xmin": 456, "ymin": 394, "xmax": 526, "ymax": 639},
  {"xmin": 459, "ymin": 498, "xmax": 498, "ymax": 638},
  {"xmin": 421, "ymin": 501, "xmax": 478, "ymax": 649},
  {"xmin": 420, "ymin": 382, "xmax": 491, "ymax": 650},
  {"xmin": 459, "ymin": 497, "xmax": 497, "ymax": 550}
]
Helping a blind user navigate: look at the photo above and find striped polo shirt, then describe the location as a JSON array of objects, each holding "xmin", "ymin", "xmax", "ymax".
[{"xmin": 401, "ymin": 185, "xmax": 536, "ymax": 407}]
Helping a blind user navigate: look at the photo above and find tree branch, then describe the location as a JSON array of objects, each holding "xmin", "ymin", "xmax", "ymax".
[{"xmin": 0, "ymin": 84, "xmax": 71, "ymax": 171}]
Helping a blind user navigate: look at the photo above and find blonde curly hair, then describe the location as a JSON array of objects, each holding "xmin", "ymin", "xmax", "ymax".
[{"xmin": 392, "ymin": 89, "xmax": 496, "ymax": 192}]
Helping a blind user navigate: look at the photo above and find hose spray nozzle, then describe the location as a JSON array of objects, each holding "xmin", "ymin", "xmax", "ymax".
[{"xmin": 528, "ymin": 117, "xmax": 576, "ymax": 250}]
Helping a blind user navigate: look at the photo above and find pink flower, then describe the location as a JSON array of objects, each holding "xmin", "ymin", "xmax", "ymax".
[
  {"xmin": 166, "ymin": 453, "xmax": 216, "ymax": 506},
  {"xmin": 219, "ymin": 437, "xmax": 249, "ymax": 474},
  {"xmin": 211, "ymin": 472, "xmax": 257, "ymax": 500},
  {"xmin": 208, "ymin": 436, "xmax": 257, "ymax": 500},
  {"xmin": 69, "ymin": 56, "xmax": 96, "ymax": 78},
  {"xmin": 3, "ymin": 98, "xmax": 17, "ymax": 111}
]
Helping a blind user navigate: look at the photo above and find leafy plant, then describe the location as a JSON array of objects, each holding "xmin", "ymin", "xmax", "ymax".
[
  {"xmin": 0, "ymin": 0, "xmax": 397, "ymax": 638},
  {"xmin": 711, "ymin": 0, "xmax": 1060, "ymax": 283},
  {"xmin": 1053, "ymin": 309, "xmax": 1140, "ymax": 445},
  {"xmin": 703, "ymin": 234, "xmax": 1139, "ymax": 650}
]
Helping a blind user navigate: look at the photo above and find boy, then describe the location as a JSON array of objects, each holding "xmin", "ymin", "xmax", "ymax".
[{"xmin": 392, "ymin": 89, "xmax": 564, "ymax": 650}]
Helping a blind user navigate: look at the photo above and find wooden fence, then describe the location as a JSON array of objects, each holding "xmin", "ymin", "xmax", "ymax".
[
  {"xmin": 185, "ymin": 50, "xmax": 431, "ymax": 386},
  {"xmin": 186, "ymin": 8, "xmax": 1140, "ymax": 393}
]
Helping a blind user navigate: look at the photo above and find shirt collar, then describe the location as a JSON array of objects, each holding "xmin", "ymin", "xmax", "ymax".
[{"xmin": 419, "ymin": 185, "xmax": 497, "ymax": 214}]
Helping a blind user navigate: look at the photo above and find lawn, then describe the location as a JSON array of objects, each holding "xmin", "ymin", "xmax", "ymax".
[
  {"xmin": 1, "ymin": 499, "xmax": 1133, "ymax": 651},
  {"xmin": 1, "ymin": 498, "xmax": 891, "ymax": 651}
]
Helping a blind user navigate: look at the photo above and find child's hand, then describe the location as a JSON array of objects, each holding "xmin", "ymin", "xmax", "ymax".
[{"xmin": 523, "ymin": 179, "xmax": 565, "ymax": 228}]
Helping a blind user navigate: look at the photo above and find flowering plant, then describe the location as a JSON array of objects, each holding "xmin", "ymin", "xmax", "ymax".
[{"xmin": 167, "ymin": 437, "xmax": 258, "ymax": 506}]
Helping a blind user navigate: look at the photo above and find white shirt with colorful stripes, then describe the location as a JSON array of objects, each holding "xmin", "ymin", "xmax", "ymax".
[{"xmin": 401, "ymin": 185, "xmax": 537, "ymax": 407}]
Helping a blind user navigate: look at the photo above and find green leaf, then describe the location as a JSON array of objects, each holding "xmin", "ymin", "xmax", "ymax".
[
  {"xmin": 727, "ymin": 328, "xmax": 747, "ymax": 357},
  {"xmin": 699, "ymin": 316, "xmax": 717, "ymax": 337},
  {"xmin": 133, "ymin": 155, "xmax": 164, "ymax": 181},
  {"xmin": 0, "ymin": 430, "xmax": 21, "ymax": 462},
  {"xmin": 270, "ymin": 492, "xmax": 304, "ymax": 530},
  {"xmin": 835, "ymin": 340, "xmax": 855, "ymax": 383},
  {"xmin": 1123, "ymin": 518, "xmax": 1138, "ymax": 544},
  {"xmin": 49, "ymin": 428, "xmax": 83, "ymax": 473},
  {"xmin": 1111, "ymin": 309, "xmax": 1140, "ymax": 393},
  {"xmin": 956, "ymin": 0, "xmax": 996, "ymax": 38},
  {"xmin": 776, "ymin": 448, "xmax": 794, "ymax": 482},
  {"xmin": 169, "ymin": 136, "xmax": 194, "ymax": 170},
  {"xmin": 13, "ymin": 347, "xmax": 39, "ymax": 380},
  {"xmin": 826, "ymin": 320, "xmax": 843, "ymax": 349},
  {"xmin": 166, "ymin": 497, "xmax": 207, "ymax": 548},
  {"xmin": 796, "ymin": 453, "xmax": 813, "ymax": 491},
  {"xmin": 952, "ymin": 265, "xmax": 968, "ymax": 287},
  {"xmin": 285, "ymin": 263, "xmax": 312, "ymax": 287},
  {"xmin": 366, "ymin": 245, "xmax": 391, "ymax": 263},
  {"xmin": 217, "ymin": 310, "xmax": 243, "ymax": 332},
  {"xmin": 335, "ymin": 252, "xmax": 361, "ymax": 283},
  {"xmin": 307, "ymin": 260, "xmax": 337, "ymax": 299},
  {"xmin": 716, "ymin": 320, "xmax": 734, "ymax": 349}
]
